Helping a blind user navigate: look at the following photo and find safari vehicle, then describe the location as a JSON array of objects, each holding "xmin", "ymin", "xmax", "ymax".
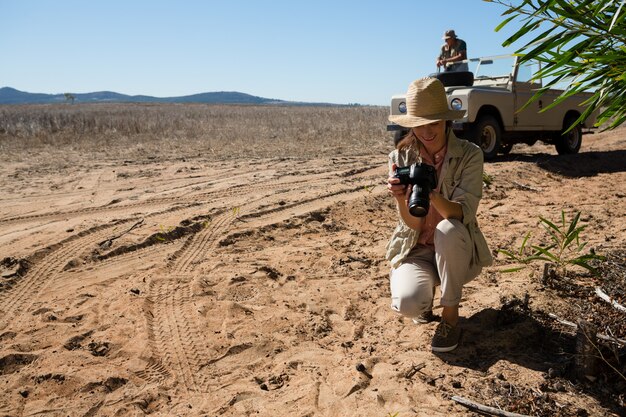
[{"xmin": 387, "ymin": 55, "xmax": 598, "ymax": 160}]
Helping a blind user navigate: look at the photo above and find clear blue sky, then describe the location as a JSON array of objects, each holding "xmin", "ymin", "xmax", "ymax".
[{"xmin": 0, "ymin": 0, "xmax": 522, "ymax": 105}]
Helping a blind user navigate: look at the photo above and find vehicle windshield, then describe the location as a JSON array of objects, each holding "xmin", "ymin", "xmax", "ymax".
[{"xmin": 470, "ymin": 55, "xmax": 516, "ymax": 80}]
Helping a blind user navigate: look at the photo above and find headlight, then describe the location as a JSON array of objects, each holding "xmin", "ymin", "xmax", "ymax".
[
  {"xmin": 398, "ymin": 101, "xmax": 406, "ymax": 114},
  {"xmin": 450, "ymin": 98, "xmax": 463, "ymax": 110}
]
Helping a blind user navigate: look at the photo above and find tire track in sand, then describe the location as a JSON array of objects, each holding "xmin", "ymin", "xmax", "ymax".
[
  {"xmin": 138, "ymin": 210, "xmax": 236, "ymax": 392},
  {"xmin": 139, "ymin": 175, "xmax": 382, "ymax": 393},
  {"xmin": 0, "ymin": 163, "xmax": 379, "ymax": 226},
  {"xmin": 0, "ymin": 220, "xmax": 134, "ymax": 331},
  {"xmin": 143, "ymin": 275, "xmax": 208, "ymax": 392}
]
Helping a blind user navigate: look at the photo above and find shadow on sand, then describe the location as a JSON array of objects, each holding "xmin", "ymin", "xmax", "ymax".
[
  {"xmin": 488, "ymin": 149, "xmax": 626, "ymax": 178},
  {"xmin": 433, "ymin": 304, "xmax": 625, "ymax": 415}
]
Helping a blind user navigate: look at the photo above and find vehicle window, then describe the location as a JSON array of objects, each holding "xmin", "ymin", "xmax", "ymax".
[{"xmin": 517, "ymin": 61, "xmax": 541, "ymax": 84}]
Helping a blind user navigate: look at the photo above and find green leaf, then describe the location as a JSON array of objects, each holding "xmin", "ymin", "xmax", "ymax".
[
  {"xmin": 609, "ymin": 0, "xmax": 626, "ymax": 30},
  {"xmin": 539, "ymin": 216, "xmax": 565, "ymax": 239},
  {"xmin": 563, "ymin": 233, "xmax": 582, "ymax": 251},
  {"xmin": 497, "ymin": 248, "xmax": 519, "ymax": 260},
  {"xmin": 565, "ymin": 211, "xmax": 581, "ymax": 235},
  {"xmin": 495, "ymin": 15, "xmax": 518, "ymax": 32},
  {"xmin": 531, "ymin": 245, "xmax": 559, "ymax": 262},
  {"xmin": 501, "ymin": 266, "xmax": 527, "ymax": 273},
  {"xmin": 489, "ymin": 0, "xmax": 626, "ymax": 134},
  {"xmin": 568, "ymin": 259, "xmax": 599, "ymax": 274},
  {"xmin": 520, "ymin": 231, "xmax": 532, "ymax": 255},
  {"xmin": 525, "ymin": 254, "xmax": 553, "ymax": 262}
]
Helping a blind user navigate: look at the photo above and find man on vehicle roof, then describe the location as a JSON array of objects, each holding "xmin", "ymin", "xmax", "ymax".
[{"xmin": 436, "ymin": 30, "xmax": 468, "ymax": 72}]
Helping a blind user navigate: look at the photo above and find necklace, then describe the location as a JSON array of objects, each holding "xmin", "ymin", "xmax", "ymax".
[{"xmin": 420, "ymin": 141, "xmax": 446, "ymax": 160}]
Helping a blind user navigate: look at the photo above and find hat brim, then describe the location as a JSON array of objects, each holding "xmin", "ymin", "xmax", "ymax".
[{"xmin": 388, "ymin": 109, "xmax": 466, "ymax": 128}]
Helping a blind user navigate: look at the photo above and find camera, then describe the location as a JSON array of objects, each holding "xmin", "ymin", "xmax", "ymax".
[{"xmin": 393, "ymin": 162, "xmax": 437, "ymax": 217}]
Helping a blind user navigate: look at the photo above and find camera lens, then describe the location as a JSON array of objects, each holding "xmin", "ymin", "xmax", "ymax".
[{"xmin": 408, "ymin": 185, "xmax": 430, "ymax": 217}]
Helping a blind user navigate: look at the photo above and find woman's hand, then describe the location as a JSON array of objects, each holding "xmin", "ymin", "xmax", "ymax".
[
  {"xmin": 387, "ymin": 163, "xmax": 422, "ymax": 230},
  {"xmin": 387, "ymin": 163, "xmax": 410, "ymax": 202},
  {"xmin": 429, "ymin": 189, "xmax": 463, "ymax": 221}
]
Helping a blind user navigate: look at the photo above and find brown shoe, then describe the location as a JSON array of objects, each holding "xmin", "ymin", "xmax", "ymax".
[{"xmin": 431, "ymin": 321, "xmax": 461, "ymax": 352}]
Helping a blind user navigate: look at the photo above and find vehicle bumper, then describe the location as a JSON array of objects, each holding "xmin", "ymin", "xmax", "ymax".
[
  {"xmin": 452, "ymin": 121, "xmax": 465, "ymax": 130},
  {"xmin": 387, "ymin": 123, "xmax": 406, "ymax": 131}
]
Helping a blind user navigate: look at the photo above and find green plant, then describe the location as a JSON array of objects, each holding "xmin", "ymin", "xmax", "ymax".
[
  {"xmin": 363, "ymin": 184, "xmax": 376, "ymax": 193},
  {"xmin": 489, "ymin": 0, "xmax": 626, "ymax": 130},
  {"xmin": 498, "ymin": 211, "xmax": 605, "ymax": 276},
  {"xmin": 497, "ymin": 231, "xmax": 544, "ymax": 273},
  {"xmin": 482, "ymin": 171, "xmax": 493, "ymax": 187},
  {"xmin": 155, "ymin": 224, "xmax": 174, "ymax": 241}
]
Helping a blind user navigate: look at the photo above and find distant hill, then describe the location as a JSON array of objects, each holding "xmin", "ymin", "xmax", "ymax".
[{"xmin": 0, "ymin": 87, "xmax": 305, "ymax": 105}]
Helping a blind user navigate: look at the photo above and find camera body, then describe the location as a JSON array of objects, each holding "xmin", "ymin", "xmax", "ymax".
[{"xmin": 393, "ymin": 162, "xmax": 438, "ymax": 217}]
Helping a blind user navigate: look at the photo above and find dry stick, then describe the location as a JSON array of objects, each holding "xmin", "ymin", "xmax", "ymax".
[
  {"xmin": 451, "ymin": 396, "xmax": 532, "ymax": 417},
  {"xmin": 576, "ymin": 320, "xmax": 600, "ymax": 381},
  {"xmin": 98, "ymin": 219, "xmax": 145, "ymax": 247},
  {"xmin": 579, "ymin": 320, "xmax": 626, "ymax": 384},
  {"xmin": 404, "ymin": 362, "xmax": 426, "ymax": 379},
  {"xmin": 596, "ymin": 333, "xmax": 626, "ymax": 346},
  {"xmin": 548, "ymin": 313, "xmax": 577, "ymax": 329},
  {"xmin": 346, "ymin": 255, "xmax": 370, "ymax": 264},
  {"xmin": 511, "ymin": 181, "xmax": 540, "ymax": 192},
  {"xmin": 548, "ymin": 313, "xmax": 626, "ymax": 346},
  {"xmin": 595, "ymin": 287, "xmax": 626, "ymax": 313}
]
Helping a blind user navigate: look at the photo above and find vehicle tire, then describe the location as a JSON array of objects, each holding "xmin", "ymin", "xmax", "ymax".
[
  {"xmin": 499, "ymin": 143, "xmax": 513, "ymax": 155},
  {"xmin": 469, "ymin": 115, "xmax": 501, "ymax": 160},
  {"xmin": 429, "ymin": 71, "xmax": 474, "ymax": 87},
  {"xmin": 555, "ymin": 116, "xmax": 582, "ymax": 155},
  {"xmin": 393, "ymin": 129, "xmax": 409, "ymax": 147}
]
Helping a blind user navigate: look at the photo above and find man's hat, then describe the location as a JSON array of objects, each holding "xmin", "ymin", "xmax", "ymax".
[{"xmin": 443, "ymin": 29, "xmax": 457, "ymax": 39}]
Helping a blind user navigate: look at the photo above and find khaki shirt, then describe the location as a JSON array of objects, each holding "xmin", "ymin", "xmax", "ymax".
[
  {"xmin": 386, "ymin": 131, "xmax": 493, "ymax": 269},
  {"xmin": 439, "ymin": 38, "xmax": 468, "ymax": 72}
]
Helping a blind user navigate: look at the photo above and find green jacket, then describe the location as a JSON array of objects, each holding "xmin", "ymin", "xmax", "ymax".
[{"xmin": 386, "ymin": 131, "xmax": 493, "ymax": 269}]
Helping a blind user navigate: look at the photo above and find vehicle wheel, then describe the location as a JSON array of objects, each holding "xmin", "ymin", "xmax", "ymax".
[
  {"xmin": 393, "ymin": 129, "xmax": 409, "ymax": 147},
  {"xmin": 555, "ymin": 116, "xmax": 582, "ymax": 155},
  {"xmin": 469, "ymin": 115, "xmax": 501, "ymax": 160},
  {"xmin": 499, "ymin": 143, "xmax": 513, "ymax": 155}
]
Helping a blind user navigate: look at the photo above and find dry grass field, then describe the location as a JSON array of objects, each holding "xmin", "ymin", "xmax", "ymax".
[
  {"xmin": 0, "ymin": 103, "xmax": 389, "ymax": 162},
  {"xmin": 0, "ymin": 103, "xmax": 624, "ymax": 416}
]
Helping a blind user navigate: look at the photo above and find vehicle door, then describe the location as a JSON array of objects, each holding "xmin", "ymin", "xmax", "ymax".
[{"xmin": 513, "ymin": 59, "xmax": 546, "ymax": 129}]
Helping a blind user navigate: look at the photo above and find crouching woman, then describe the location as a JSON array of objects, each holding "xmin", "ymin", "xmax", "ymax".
[{"xmin": 386, "ymin": 77, "xmax": 492, "ymax": 352}]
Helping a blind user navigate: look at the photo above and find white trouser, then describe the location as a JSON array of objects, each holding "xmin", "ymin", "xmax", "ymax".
[{"xmin": 389, "ymin": 219, "xmax": 482, "ymax": 318}]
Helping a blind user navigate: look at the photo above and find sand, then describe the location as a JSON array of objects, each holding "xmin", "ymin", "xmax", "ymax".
[{"xmin": 1, "ymin": 122, "xmax": 625, "ymax": 416}]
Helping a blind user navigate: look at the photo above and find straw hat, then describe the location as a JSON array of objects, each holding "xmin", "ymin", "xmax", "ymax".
[
  {"xmin": 443, "ymin": 29, "xmax": 457, "ymax": 39},
  {"xmin": 388, "ymin": 78, "xmax": 465, "ymax": 128}
]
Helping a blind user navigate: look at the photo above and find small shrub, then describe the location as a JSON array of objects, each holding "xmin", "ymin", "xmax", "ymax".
[
  {"xmin": 482, "ymin": 171, "xmax": 493, "ymax": 187},
  {"xmin": 498, "ymin": 210, "xmax": 606, "ymax": 276}
]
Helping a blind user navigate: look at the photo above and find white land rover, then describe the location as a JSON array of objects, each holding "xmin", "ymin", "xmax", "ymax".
[{"xmin": 387, "ymin": 55, "xmax": 598, "ymax": 160}]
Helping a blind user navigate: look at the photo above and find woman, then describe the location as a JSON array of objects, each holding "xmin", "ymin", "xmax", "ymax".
[{"xmin": 386, "ymin": 77, "xmax": 492, "ymax": 352}]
